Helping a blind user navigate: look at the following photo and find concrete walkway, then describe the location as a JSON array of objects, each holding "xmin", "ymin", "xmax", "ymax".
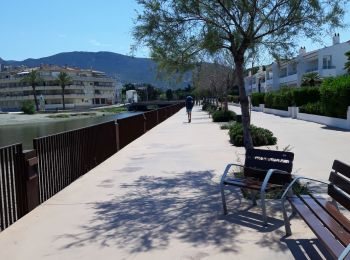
[{"xmin": 0, "ymin": 105, "xmax": 348, "ymax": 259}]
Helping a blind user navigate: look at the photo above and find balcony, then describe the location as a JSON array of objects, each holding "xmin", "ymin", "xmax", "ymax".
[
  {"xmin": 305, "ymin": 67, "xmax": 318, "ymax": 73},
  {"xmin": 279, "ymin": 74, "xmax": 298, "ymax": 85},
  {"xmin": 320, "ymin": 66, "xmax": 337, "ymax": 77}
]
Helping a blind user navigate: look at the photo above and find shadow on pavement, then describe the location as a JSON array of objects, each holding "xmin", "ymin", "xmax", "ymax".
[{"xmin": 55, "ymin": 170, "xmax": 326, "ymax": 258}]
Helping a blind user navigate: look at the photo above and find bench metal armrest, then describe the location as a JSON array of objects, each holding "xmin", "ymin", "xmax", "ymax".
[
  {"xmin": 339, "ymin": 244, "xmax": 350, "ymax": 260},
  {"xmin": 220, "ymin": 163, "xmax": 245, "ymax": 186},
  {"xmin": 280, "ymin": 176, "xmax": 329, "ymax": 200}
]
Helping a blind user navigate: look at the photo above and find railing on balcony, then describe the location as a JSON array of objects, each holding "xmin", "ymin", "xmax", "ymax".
[{"xmin": 305, "ymin": 67, "xmax": 319, "ymax": 73}]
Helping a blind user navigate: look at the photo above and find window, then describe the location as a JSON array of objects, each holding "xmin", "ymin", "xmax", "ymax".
[{"xmin": 323, "ymin": 55, "xmax": 333, "ymax": 69}]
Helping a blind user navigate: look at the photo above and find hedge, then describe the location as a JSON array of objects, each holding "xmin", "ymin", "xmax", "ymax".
[
  {"xmin": 293, "ymin": 87, "xmax": 320, "ymax": 106},
  {"xmin": 320, "ymin": 76, "xmax": 350, "ymax": 119},
  {"xmin": 253, "ymin": 75, "xmax": 350, "ymax": 118},
  {"xmin": 251, "ymin": 93, "xmax": 265, "ymax": 106}
]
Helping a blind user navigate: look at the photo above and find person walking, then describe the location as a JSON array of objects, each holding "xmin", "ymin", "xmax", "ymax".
[{"xmin": 185, "ymin": 95, "xmax": 194, "ymax": 123}]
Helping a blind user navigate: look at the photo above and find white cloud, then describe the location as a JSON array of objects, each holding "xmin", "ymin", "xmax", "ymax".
[{"xmin": 89, "ymin": 39, "xmax": 112, "ymax": 47}]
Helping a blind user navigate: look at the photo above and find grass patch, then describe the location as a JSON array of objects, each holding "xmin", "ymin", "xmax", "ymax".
[
  {"xmin": 48, "ymin": 114, "xmax": 70, "ymax": 118},
  {"xmin": 96, "ymin": 106, "xmax": 127, "ymax": 113}
]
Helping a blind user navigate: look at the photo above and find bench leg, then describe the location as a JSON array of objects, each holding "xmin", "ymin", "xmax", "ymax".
[
  {"xmin": 250, "ymin": 190, "xmax": 257, "ymax": 206},
  {"xmin": 220, "ymin": 186, "xmax": 228, "ymax": 215},
  {"xmin": 261, "ymin": 190, "xmax": 268, "ymax": 226},
  {"xmin": 281, "ymin": 197, "xmax": 292, "ymax": 236}
]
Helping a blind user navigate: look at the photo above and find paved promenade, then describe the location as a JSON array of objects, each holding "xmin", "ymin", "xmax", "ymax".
[{"xmin": 0, "ymin": 105, "xmax": 348, "ymax": 259}]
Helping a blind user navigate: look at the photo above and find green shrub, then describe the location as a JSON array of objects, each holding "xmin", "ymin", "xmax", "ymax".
[
  {"xmin": 202, "ymin": 103, "xmax": 217, "ymax": 112},
  {"xmin": 227, "ymin": 95, "xmax": 239, "ymax": 103},
  {"xmin": 251, "ymin": 93, "xmax": 265, "ymax": 106},
  {"xmin": 299, "ymin": 102, "xmax": 324, "ymax": 116},
  {"xmin": 21, "ymin": 100, "xmax": 35, "ymax": 114},
  {"xmin": 320, "ymin": 76, "xmax": 350, "ymax": 118},
  {"xmin": 212, "ymin": 110, "xmax": 237, "ymax": 122},
  {"xmin": 293, "ymin": 87, "xmax": 320, "ymax": 106},
  {"xmin": 229, "ymin": 123, "xmax": 277, "ymax": 147}
]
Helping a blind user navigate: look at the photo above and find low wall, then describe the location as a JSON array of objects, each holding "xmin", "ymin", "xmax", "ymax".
[
  {"xmin": 297, "ymin": 111, "xmax": 349, "ymax": 130},
  {"xmin": 253, "ymin": 104, "xmax": 350, "ymax": 130},
  {"xmin": 263, "ymin": 107, "xmax": 290, "ymax": 117}
]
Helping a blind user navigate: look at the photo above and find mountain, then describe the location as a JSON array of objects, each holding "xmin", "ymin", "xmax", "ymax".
[{"xmin": 2, "ymin": 51, "xmax": 192, "ymax": 89}]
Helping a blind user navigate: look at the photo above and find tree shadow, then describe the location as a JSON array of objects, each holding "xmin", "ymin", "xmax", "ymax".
[
  {"xmin": 55, "ymin": 171, "xmax": 243, "ymax": 253},
  {"xmin": 54, "ymin": 170, "xmax": 326, "ymax": 258}
]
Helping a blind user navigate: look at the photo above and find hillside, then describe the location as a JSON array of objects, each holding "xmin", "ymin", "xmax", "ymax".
[{"xmin": 1, "ymin": 51, "xmax": 191, "ymax": 89}]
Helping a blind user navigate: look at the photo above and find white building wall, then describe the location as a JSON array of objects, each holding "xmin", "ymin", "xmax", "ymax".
[{"xmin": 245, "ymin": 36, "xmax": 350, "ymax": 93}]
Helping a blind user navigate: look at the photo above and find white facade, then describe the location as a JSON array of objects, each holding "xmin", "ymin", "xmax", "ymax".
[
  {"xmin": 0, "ymin": 65, "xmax": 117, "ymax": 110},
  {"xmin": 245, "ymin": 35, "xmax": 350, "ymax": 93},
  {"xmin": 126, "ymin": 90, "xmax": 138, "ymax": 103}
]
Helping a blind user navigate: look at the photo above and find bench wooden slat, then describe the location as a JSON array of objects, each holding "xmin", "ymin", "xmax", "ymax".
[
  {"xmin": 300, "ymin": 195, "xmax": 350, "ymax": 246},
  {"xmin": 311, "ymin": 195, "xmax": 350, "ymax": 233},
  {"xmin": 328, "ymin": 185, "xmax": 350, "ymax": 211},
  {"xmin": 329, "ymin": 171, "xmax": 350, "ymax": 195},
  {"xmin": 288, "ymin": 196, "xmax": 345, "ymax": 259},
  {"xmin": 224, "ymin": 178, "xmax": 280, "ymax": 191},
  {"xmin": 333, "ymin": 160, "xmax": 350, "ymax": 179}
]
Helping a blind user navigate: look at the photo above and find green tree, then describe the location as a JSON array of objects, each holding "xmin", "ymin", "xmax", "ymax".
[
  {"xmin": 166, "ymin": 89, "xmax": 173, "ymax": 100},
  {"xmin": 134, "ymin": 0, "xmax": 346, "ymax": 149},
  {"xmin": 56, "ymin": 71, "xmax": 72, "ymax": 110},
  {"xmin": 21, "ymin": 70, "xmax": 42, "ymax": 111},
  {"xmin": 344, "ymin": 51, "xmax": 350, "ymax": 74}
]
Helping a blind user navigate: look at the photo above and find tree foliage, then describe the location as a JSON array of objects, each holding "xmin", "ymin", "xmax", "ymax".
[
  {"xmin": 345, "ymin": 51, "xmax": 350, "ymax": 74},
  {"xmin": 56, "ymin": 71, "xmax": 72, "ymax": 110},
  {"xmin": 21, "ymin": 70, "xmax": 43, "ymax": 111},
  {"xmin": 134, "ymin": 0, "xmax": 347, "ymax": 148},
  {"xmin": 301, "ymin": 72, "xmax": 322, "ymax": 87}
]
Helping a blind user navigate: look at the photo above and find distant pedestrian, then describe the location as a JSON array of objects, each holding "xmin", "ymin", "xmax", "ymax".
[{"xmin": 185, "ymin": 95, "xmax": 194, "ymax": 123}]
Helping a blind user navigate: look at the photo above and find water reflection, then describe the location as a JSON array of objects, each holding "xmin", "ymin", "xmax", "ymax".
[{"xmin": 0, "ymin": 112, "xmax": 140, "ymax": 149}]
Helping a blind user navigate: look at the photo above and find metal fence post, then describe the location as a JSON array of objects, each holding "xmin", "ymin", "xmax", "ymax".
[
  {"xmin": 115, "ymin": 121, "xmax": 120, "ymax": 152},
  {"xmin": 23, "ymin": 150, "xmax": 39, "ymax": 213}
]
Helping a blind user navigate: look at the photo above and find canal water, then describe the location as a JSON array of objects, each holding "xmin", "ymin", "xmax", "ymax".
[{"xmin": 0, "ymin": 112, "xmax": 140, "ymax": 149}]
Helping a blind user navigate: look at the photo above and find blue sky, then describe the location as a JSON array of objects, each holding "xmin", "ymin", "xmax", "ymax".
[{"xmin": 1, "ymin": 0, "xmax": 350, "ymax": 61}]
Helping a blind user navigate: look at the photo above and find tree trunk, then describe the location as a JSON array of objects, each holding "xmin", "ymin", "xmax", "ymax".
[
  {"xmin": 32, "ymin": 85, "xmax": 39, "ymax": 111},
  {"xmin": 235, "ymin": 60, "xmax": 254, "ymax": 150},
  {"xmin": 62, "ymin": 85, "xmax": 65, "ymax": 110}
]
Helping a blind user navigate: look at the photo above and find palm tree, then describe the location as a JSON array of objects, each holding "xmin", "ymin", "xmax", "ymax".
[
  {"xmin": 301, "ymin": 72, "xmax": 322, "ymax": 87},
  {"xmin": 21, "ymin": 70, "xmax": 42, "ymax": 111},
  {"xmin": 56, "ymin": 71, "xmax": 72, "ymax": 110},
  {"xmin": 344, "ymin": 51, "xmax": 350, "ymax": 74}
]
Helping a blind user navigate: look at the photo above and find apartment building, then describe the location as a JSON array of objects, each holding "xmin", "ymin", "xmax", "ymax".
[
  {"xmin": 0, "ymin": 65, "xmax": 116, "ymax": 110},
  {"xmin": 245, "ymin": 34, "xmax": 350, "ymax": 94}
]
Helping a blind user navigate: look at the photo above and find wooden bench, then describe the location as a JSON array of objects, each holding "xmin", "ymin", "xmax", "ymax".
[
  {"xmin": 220, "ymin": 148, "xmax": 294, "ymax": 225},
  {"xmin": 281, "ymin": 160, "xmax": 350, "ymax": 260}
]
